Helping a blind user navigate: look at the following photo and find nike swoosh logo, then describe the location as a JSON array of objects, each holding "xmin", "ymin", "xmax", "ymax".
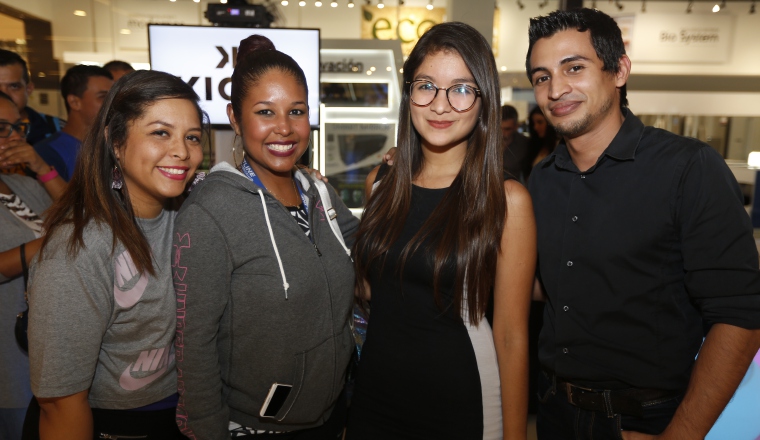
[
  {"xmin": 118, "ymin": 363, "xmax": 167, "ymax": 391},
  {"xmin": 114, "ymin": 251, "xmax": 149, "ymax": 308}
]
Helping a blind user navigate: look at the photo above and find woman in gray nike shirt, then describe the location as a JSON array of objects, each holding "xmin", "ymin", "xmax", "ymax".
[{"xmin": 26, "ymin": 71, "xmax": 205, "ymax": 439}]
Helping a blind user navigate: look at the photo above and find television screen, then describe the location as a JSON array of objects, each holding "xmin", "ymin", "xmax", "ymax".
[{"xmin": 148, "ymin": 25, "xmax": 320, "ymax": 127}]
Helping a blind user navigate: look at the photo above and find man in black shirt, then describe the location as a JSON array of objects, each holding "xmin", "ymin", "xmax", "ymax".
[
  {"xmin": 501, "ymin": 104, "xmax": 529, "ymax": 181},
  {"xmin": 526, "ymin": 8, "xmax": 760, "ymax": 440}
]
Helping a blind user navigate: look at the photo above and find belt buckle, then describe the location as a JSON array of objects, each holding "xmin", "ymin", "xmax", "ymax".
[{"xmin": 565, "ymin": 382, "xmax": 593, "ymax": 406}]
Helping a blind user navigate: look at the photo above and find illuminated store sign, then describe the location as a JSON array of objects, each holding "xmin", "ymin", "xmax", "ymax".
[{"xmin": 360, "ymin": 6, "xmax": 445, "ymax": 56}]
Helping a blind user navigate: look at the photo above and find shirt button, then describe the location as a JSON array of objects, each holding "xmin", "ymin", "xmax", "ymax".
[
  {"xmin": 567, "ymin": 261, "xmax": 573, "ymax": 267},
  {"xmin": 571, "ymin": 216, "xmax": 578, "ymax": 222},
  {"xmin": 562, "ymin": 348, "xmax": 569, "ymax": 354},
  {"xmin": 563, "ymin": 305, "xmax": 569, "ymax": 311}
]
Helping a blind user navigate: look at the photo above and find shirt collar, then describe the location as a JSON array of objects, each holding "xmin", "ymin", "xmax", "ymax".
[{"xmin": 542, "ymin": 108, "xmax": 645, "ymax": 173}]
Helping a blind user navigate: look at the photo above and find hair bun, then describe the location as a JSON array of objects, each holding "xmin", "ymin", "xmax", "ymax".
[{"xmin": 237, "ymin": 35, "xmax": 276, "ymax": 62}]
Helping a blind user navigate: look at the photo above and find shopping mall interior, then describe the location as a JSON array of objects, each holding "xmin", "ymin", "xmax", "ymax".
[{"xmin": 1, "ymin": 0, "xmax": 759, "ymax": 438}]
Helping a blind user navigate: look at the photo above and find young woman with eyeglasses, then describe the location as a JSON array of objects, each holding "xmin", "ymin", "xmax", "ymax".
[
  {"xmin": 26, "ymin": 71, "xmax": 205, "ymax": 439},
  {"xmin": 0, "ymin": 91, "xmax": 66, "ymax": 440},
  {"xmin": 345, "ymin": 22, "xmax": 536, "ymax": 440}
]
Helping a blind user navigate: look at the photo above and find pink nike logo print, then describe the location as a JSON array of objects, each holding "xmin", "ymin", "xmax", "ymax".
[
  {"xmin": 114, "ymin": 250, "xmax": 149, "ymax": 308},
  {"xmin": 119, "ymin": 345, "xmax": 175, "ymax": 391},
  {"xmin": 119, "ymin": 363, "xmax": 167, "ymax": 391}
]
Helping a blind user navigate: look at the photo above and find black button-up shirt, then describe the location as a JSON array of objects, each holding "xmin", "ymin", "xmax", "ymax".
[{"xmin": 529, "ymin": 110, "xmax": 760, "ymax": 391}]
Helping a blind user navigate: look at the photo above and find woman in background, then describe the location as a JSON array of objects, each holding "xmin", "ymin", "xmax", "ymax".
[
  {"xmin": 523, "ymin": 106, "xmax": 558, "ymax": 181},
  {"xmin": 0, "ymin": 90, "xmax": 66, "ymax": 440},
  {"xmin": 27, "ymin": 70, "xmax": 204, "ymax": 439},
  {"xmin": 172, "ymin": 35, "xmax": 357, "ymax": 440},
  {"xmin": 346, "ymin": 22, "xmax": 536, "ymax": 440}
]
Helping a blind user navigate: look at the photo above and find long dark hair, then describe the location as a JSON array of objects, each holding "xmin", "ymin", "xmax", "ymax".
[
  {"xmin": 40, "ymin": 70, "xmax": 206, "ymax": 275},
  {"xmin": 353, "ymin": 22, "xmax": 506, "ymax": 324}
]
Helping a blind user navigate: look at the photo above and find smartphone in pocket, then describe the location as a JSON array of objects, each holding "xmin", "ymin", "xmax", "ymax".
[{"xmin": 260, "ymin": 383, "xmax": 293, "ymax": 418}]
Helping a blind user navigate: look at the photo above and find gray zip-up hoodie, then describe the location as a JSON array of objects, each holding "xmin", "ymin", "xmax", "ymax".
[{"xmin": 172, "ymin": 163, "xmax": 358, "ymax": 439}]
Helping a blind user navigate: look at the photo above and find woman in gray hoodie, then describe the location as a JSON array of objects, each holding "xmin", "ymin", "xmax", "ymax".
[{"xmin": 172, "ymin": 35, "xmax": 358, "ymax": 440}]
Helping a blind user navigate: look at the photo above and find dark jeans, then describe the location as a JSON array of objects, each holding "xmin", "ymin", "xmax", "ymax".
[{"xmin": 536, "ymin": 371, "xmax": 682, "ymax": 440}]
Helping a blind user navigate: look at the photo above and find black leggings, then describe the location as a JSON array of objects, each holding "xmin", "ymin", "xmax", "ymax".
[{"xmin": 21, "ymin": 397, "xmax": 187, "ymax": 440}]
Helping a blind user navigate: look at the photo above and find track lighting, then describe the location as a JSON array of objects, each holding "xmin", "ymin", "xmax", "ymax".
[
  {"xmin": 751, "ymin": 0, "xmax": 757, "ymax": 14},
  {"xmin": 516, "ymin": 0, "xmax": 524, "ymax": 10},
  {"xmin": 712, "ymin": 0, "xmax": 725, "ymax": 12},
  {"xmin": 426, "ymin": 0, "xmax": 433, "ymax": 10},
  {"xmin": 538, "ymin": 0, "xmax": 548, "ymax": 8},
  {"xmin": 615, "ymin": 0, "xmax": 624, "ymax": 10},
  {"xmin": 686, "ymin": 1, "xmax": 693, "ymax": 13},
  {"xmin": 641, "ymin": 0, "xmax": 646, "ymax": 12},
  {"xmin": 377, "ymin": 0, "xmax": 384, "ymax": 8}
]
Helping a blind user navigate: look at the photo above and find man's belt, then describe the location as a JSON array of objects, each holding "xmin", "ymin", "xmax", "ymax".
[{"xmin": 555, "ymin": 377, "xmax": 680, "ymax": 418}]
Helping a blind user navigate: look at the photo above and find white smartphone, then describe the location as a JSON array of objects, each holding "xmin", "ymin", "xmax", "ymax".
[{"xmin": 259, "ymin": 383, "xmax": 293, "ymax": 418}]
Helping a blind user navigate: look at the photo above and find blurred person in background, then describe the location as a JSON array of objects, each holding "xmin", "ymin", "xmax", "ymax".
[
  {"xmin": 0, "ymin": 50, "xmax": 63, "ymax": 175},
  {"xmin": 501, "ymin": 104, "xmax": 529, "ymax": 182},
  {"xmin": 103, "ymin": 60, "xmax": 135, "ymax": 82},
  {"xmin": 33, "ymin": 65, "xmax": 113, "ymax": 182},
  {"xmin": 523, "ymin": 106, "xmax": 557, "ymax": 181},
  {"xmin": 0, "ymin": 90, "xmax": 66, "ymax": 440}
]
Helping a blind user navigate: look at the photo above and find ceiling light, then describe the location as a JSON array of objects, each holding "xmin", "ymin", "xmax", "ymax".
[
  {"xmin": 427, "ymin": 0, "xmax": 433, "ymax": 10},
  {"xmin": 713, "ymin": 1, "xmax": 725, "ymax": 12},
  {"xmin": 348, "ymin": 0, "xmax": 354, "ymax": 7},
  {"xmin": 281, "ymin": 0, "xmax": 288, "ymax": 4},
  {"xmin": 220, "ymin": 0, "xmax": 227, "ymax": 3},
  {"xmin": 377, "ymin": 0, "xmax": 384, "ymax": 8},
  {"xmin": 299, "ymin": 0, "xmax": 306, "ymax": 5},
  {"xmin": 73, "ymin": 10, "xmax": 87, "ymax": 16},
  {"xmin": 501, "ymin": 66, "xmax": 507, "ymax": 71},
  {"xmin": 386, "ymin": 66, "xmax": 392, "ymax": 71},
  {"xmin": 193, "ymin": 0, "xmax": 200, "ymax": 3},
  {"xmin": 170, "ymin": 0, "xmax": 176, "ymax": 2},
  {"xmin": 120, "ymin": 29, "xmax": 131, "ymax": 34},
  {"xmin": 315, "ymin": 0, "xmax": 322, "ymax": 6},
  {"xmin": 331, "ymin": 0, "xmax": 338, "ymax": 6}
]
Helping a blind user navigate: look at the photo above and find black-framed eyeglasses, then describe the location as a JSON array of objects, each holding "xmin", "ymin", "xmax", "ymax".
[
  {"xmin": 407, "ymin": 80, "xmax": 481, "ymax": 112},
  {"xmin": 0, "ymin": 121, "xmax": 30, "ymax": 138}
]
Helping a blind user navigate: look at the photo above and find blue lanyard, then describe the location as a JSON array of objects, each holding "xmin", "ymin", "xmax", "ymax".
[{"xmin": 240, "ymin": 158, "xmax": 309, "ymax": 216}]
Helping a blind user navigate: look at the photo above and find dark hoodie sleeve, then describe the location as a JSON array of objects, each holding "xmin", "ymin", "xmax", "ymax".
[
  {"xmin": 325, "ymin": 182, "xmax": 360, "ymax": 249},
  {"xmin": 173, "ymin": 202, "xmax": 232, "ymax": 440}
]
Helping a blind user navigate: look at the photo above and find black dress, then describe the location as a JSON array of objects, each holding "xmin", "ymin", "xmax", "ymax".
[{"xmin": 345, "ymin": 184, "xmax": 503, "ymax": 440}]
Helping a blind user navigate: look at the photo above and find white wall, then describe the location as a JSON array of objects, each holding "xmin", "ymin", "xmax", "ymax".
[{"xmin": 588, "ymin": 0, "xmax": 760, "ymax": 76}]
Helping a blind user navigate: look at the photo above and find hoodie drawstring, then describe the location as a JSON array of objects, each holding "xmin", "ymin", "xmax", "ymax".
[{"xmin": 258, "ymin": 189, "xmax": 290, "ymax": 299}]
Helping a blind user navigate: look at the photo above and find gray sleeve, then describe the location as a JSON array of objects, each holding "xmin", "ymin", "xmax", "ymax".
[
  {"xmin": 326, "ymin": 183, "xmax": 360, "ymax": 249},
  {"xmin": 28, "ymin": 255, "xmax": 112, "ymax": 398},
  {"xmin": 173, "ymin": 203, "xmax": 232, "ymax": 440}
]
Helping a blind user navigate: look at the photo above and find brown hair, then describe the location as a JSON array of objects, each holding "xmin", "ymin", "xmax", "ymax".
[
  {"xmin": 353, "ymin": 22, "xmax": 506, "ymax": 324},
  {"xmin": 40, "ymin": 70, "xmax": 206, "ymax": 275}
]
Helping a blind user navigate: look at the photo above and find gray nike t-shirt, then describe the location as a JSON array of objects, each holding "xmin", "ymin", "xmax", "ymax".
[{"xmin": 29, "ymin": 210, "xmax": 178, "ymax": 409}]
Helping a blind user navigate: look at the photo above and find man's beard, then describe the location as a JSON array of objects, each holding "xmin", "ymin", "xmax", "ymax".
[{"xmin": 552, "ymin": 95, "xmax": 613, "ymax": 138}]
